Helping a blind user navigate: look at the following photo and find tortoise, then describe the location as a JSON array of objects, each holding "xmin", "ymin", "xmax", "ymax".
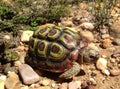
[{"xmin": 25, "ymin": 24, "xmax": 98, "ymax": 79}]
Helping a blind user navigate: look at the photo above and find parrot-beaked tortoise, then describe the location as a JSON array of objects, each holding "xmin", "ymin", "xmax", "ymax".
[{"xmin": 25, "ymin": 24, "xmax": 98, "ymax": 79}]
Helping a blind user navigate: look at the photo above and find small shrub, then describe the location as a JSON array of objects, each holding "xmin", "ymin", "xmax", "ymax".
[
  {"xmin": 88, "ymin": 0, "xmax": 117, "ymax": 31},
  {"xmin": 0, "ymin": 0, "xmax": 70, "ymax": 34}
]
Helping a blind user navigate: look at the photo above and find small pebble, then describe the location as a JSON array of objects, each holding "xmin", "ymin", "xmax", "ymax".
[
  {"xmin": 21, "ymin": 86, "xmax": 29, "ymax": 89},
  {"xmin": 21, "ymin": 30, "xmax": 34, "ymax": 42},
  {"xmin": 4, "ymin": 35, "xmax": 10, "ymax": 40},
  {"xmin": 102, "ymin": 69, "xmax": 110, "ymax": 76},
  {"xmin": 102, "ymin": 34, "xmax": 110, "ymax": 39},
  {"xmin": 101, "ymin": 39, "xmax": 112, "ymax": 48},
  {"xmin": 101, "ymin": 77, "xmax": 106, "ymax": 83},
  {"xmin": 81, "ymin": 82, "xmax": 88, "ymax": 89},
  {"xmin": 68, "ymin": 81, "xmax": 81, "ymax": 89},
  {"xmin": 80, "ymin": 22, "xmax": 94, "ymax": 30},
  {"xmin": 112, "ymin": 50, "xmax": 120, "ymax": 58},
  {"xmin": 0, "ymin": 75, "xmax": 7, "ymax": 82},
  {"xmin": 79, "ymin": 30, "xmax": 94, "ymax": 42},
  {"xmin": 89, "ymin": 78, "xmax": 97, "ymax": 85},
  {"xmin": 110, "ymin": 58, "xmax": 116, "ymax": 63},
  {"xmin": 110, "ymin": 69, "xmax": 120, "ymax": 76},
  {"xmin": 51, "ymin": 83, "xmax": 56, "ymax": 88},
  {"xmin": 41, "ymin": 78, "xmax": 51, "ymax": 86},
  {"xmin": 59, "ymin": 83, "xmax": 68, "ymax": 89},
  {"xmin": 96, "ymin": 58, "xmax": 107, "ymax": 71},
  {"xmin": 0, "ymin": 81, "xmax": 5, "ymax": 89},
  {"xmin": 14, "ymin": 61, "xmax": 22, "ymax": 67},
  {"xmin": 60, "ymin": 21, "xmax": 74, "ymax": 27},
  {"xmin": 5, "ymin": 72, "xmax": 20, "ymax": 89},
  {"xmin": 18, "ymin": 64, "xmax": 40, "ymax": 85},
  {"xmin": 113, "ymin": 38, "xmax": 120, "ymax": 45},
  {"xmin": 34, "ymin": 86, "xmax": 51, "ymax": 89}
]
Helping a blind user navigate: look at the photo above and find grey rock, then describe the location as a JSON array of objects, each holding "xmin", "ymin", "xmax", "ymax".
[
  {"xmin": 18, "ymin": 64, "xmax": 40, "ymax": 85},
  {"xmin": 110, "ymin": 21, "xmax": 120, "ymax": 38},
  {"xmin": 113, "ymin": 38, "xmax": 120, "ymax": 45}
]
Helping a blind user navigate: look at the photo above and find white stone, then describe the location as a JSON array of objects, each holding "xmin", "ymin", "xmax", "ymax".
[
  {"xmin": 102, "ymin": 69, "xmax": 110, "ymax": 76},
  {"xmin": 0, "ymin": 81, "xmax": 5, "ymax": 89},
  {"xmin": 80, "ymin": 22, "xmax": 94, "ymax": 30},
  {"xmin": 41, "ymin": 78, "xmax": 51, "ymax": 86},
  {"xmin": 96, "ymin": 58, "xmax": 107, "ymax": 71},
  {"xmin": 21, "ymin": 86, "xmax": 29, "ymax": 89},
  {"xmin": 4, "ymin": 35, "xmax": 10, "ymax": 40},
  {"xmin": 89, "ymin": 78, "xmax": 97, "ymax": 85},
  {"xmin": 21, "ymin": 31, "xmax": 34, "ymax": 42},
  {"xmin": 0, "ymin": 75, "xmax": 7, "ymax": 82},
  {"xmin": 68, "ymin": 81, "xmax": 81, "ymax": 89}
]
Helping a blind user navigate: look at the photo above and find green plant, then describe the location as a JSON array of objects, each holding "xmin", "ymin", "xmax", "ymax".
[
  {"xmin": 89, "ymin": 0, "xmax": 116, "ymax": 31},
  {"xmin": 0, "ymin": 0, "xmax": 70, "ymax": 35}
]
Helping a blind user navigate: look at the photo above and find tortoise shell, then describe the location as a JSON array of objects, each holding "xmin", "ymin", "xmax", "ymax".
[{"xmin": 28, "ymin": 25, "xmax": 82, "ymax": 72}]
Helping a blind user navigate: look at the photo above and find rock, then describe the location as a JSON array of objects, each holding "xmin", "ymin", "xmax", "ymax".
[
  {"xmin": 21, "ymin": 31, "xmax": 34, "ymax": 42},
  {"xmin": 79, "ymin": 30, "xmax": 94, "ymax": 42},
  {"xmin": 20, "ymin": 86, "xmax": 29, "ymax": 89},
  {"xmin": 81, "ymin": 82, "xmax": 88, "ymax": 89},
  {"xmin": 51, "ymin": 83, "xmax": 56, "ymax": 88},
  {"xmin": 14, "ymin": 61, "xmax": 22, "ymax": 67},
  {"xmin": 0, "ymin": 75, "xmax": 6, "ymax": 82},
  {"xmin": 5, "ymin": 72, "xmax": 20, "ymax": 89},
  {"xmin": 110, "ymin": 21, "xmax": 120, "ymax": 38},
  {"xmin": 3, "ymin": 35, "xmax": 10, "ymax": 40},
  {"xmin": 110, "ymin": 69, "xmax": 120, "ymax": 76},
  {"xmin": 18, "ymin": 64, "xmax": 40, "ymax": 85},
  {"xmin": 59, "ymin": 83, "xmax": 68, "ymax": 89},
  {"xmin": 68, "ymin": 81, "xmax": 81, "ymax": 89},
  {"xmin": 102, "ymin": 69, "xmax": 110, "ymax": 76},
  {"xmin": 0, "ymin": 75, "xmax": 6, "ymax": 89},
  {"xmin": 112, "ymin": 50, "xmax": 120, "ymax": 57},
  {"xmin": 96, "ymin": 58, "xmax": 107, "ymax": 71},
  {"xmin": 33, "ymin": 86, "xmax": 51, "ymax": 89},
  {"xmin": 60, "ymin": 20, "xmax": 74, "ymax": 27},
  {"xmin": 40, "ymin": 78, "xmax": 51, "ymax": 86},
  {"xmin": 112, "ymin": 38, "xmax": 120, "ymax": 45},
  {"xmin": 89, "ymin": 78, "xmax": 97, "ymax": 85},
  {"xmin": 80, "ymin": 22, "xmax": 94, "ymax": 30},
  {"xmin": 101, "ymin": 39, "xmax": 112, "ymax": 48},
  {"xmin": 101, "ymin": 34, "xmax": 110, "ymax": 39},
  {"xmin": 0, "ymin": 81, "xmax": 5, "ymax": 89}
]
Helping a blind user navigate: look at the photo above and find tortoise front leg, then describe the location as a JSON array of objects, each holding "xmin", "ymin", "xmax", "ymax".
[{"xmin": 59, "ymin": 62, "xmax": 81, "ymax": 79}]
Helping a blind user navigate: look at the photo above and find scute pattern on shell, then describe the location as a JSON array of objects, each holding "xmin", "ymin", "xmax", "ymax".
[{"xmin": 28, "ymin": 25, "xmax": 81, "ymax": 72}]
